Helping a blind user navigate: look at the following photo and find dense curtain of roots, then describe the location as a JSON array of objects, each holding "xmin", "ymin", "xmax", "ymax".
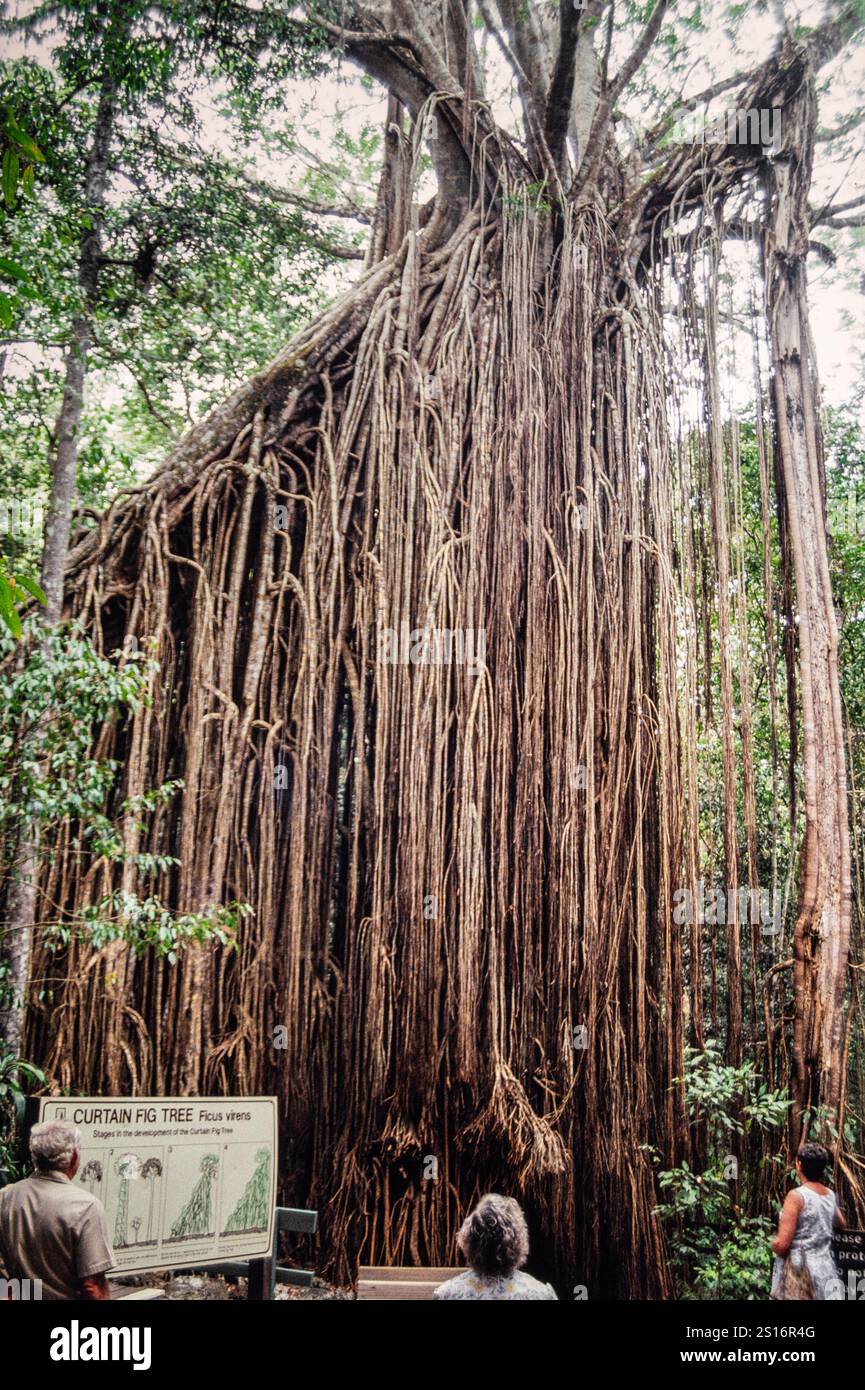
[{"xmin": 18, "ymin": 160, "xmax": 855, "ymax": 1292}]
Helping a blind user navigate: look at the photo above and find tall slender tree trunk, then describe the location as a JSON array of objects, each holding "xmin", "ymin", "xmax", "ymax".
[
  {"xmin": 42, "ymin": 66, "xmax": 117, "ymax": 621},
  {"xmin": 0, "ymin": 67, "xmax": 118, "ymax": 1054},
  {"xmin": 762, "ymin": 76, "xmax": 852, "ymax": 1134},
  {"xmin": 704, "ymin": 284, "xmax": 742, "ymax": 1068}
]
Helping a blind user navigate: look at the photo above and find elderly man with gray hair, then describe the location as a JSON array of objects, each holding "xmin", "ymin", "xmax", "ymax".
[{"xmin": 0, "ymin": 1119, "xmax": 114, "ymax": 1299}]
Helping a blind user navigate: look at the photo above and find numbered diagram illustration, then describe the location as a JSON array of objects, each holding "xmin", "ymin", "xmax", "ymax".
[
  {"xmin": 77, "ymin": 1155, "xmax": 104, "ymax": 1198},
  {"xmin": 139, "ymin": 1156, "xmax": 164, "ymax": 1246},
  {"xmin": 163, "ymin": 1151, "xmax": 221, "ymax": 1244},
  {"xmin": 107, "ymin": 1149, "xmax": 165, "ymax": 1250},
  {"xmin": 220, "ymin": 1146, "xmax": 272, "ymax": 1236}
]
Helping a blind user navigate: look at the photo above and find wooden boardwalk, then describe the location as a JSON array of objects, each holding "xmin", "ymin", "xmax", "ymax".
[{"xmin": 356, "ymin": 1266, "xmax": 459, "ymax": 1301}]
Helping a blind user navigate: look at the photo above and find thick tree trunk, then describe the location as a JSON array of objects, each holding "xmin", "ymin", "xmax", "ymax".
[{"xmin": 762, "ymin": 79, "xmax": 852, "ymax": 1131}]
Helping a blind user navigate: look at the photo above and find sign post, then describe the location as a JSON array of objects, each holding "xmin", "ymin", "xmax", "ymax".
[{"xmin": 833, "ymin": 1230, "xmax": 865, "ymax": 1300}]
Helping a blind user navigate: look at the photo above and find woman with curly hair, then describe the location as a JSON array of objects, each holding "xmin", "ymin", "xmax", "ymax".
[
  {"xmin": 433, "ymin": 1193, "xmax": 557, "ymax": 1300},
  {"xmin": 771, "ymin": 1142, "xmax": 846, "ymax": 1300}
]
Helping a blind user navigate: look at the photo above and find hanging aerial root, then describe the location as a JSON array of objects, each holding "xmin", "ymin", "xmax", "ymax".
[{"xmin": 20, "ymin": 187, "xmax": 772, "ymax": 1298}]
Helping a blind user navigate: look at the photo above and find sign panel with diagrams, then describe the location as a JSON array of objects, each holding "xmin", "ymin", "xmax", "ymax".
[{"xmin": 37, "ymin": 1096, "xmax": 277, "ymax": 1273}]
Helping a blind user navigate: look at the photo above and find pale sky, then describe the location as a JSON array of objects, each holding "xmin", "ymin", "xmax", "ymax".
[
  {"xmin": 3, "ymin": 1, "xmax": 864, "ymax": 429},
  {"xmin": 219, "ymin": 1, "xmax": 865, "ymax": 415}
]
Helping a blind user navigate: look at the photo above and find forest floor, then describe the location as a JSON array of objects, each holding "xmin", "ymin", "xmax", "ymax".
[{"xmin": 115, "ymin": 1272, "xmax": 353, "ymax": 1300}]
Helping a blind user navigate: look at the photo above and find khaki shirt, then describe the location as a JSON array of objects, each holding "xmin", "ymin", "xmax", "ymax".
[{"xmin": 0, "ymin": 1169, "xmax": 114, "ymax": 1300}]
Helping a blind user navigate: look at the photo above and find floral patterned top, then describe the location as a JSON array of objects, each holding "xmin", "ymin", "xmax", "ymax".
[{"xmin": 433, "ymin": 1269, "xmax": 557, "ymax": 1300}]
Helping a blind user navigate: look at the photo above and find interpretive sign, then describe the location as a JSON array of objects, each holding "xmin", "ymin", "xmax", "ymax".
[
  {"xmin": 833, "ymin": 1229, "xmax": 865, "ymax": 1275},
  {"xmin": 37, "ymin": 1096, "xmax": 277, "ymax": 1274}
]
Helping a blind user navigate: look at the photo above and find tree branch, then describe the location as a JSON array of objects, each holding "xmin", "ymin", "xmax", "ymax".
[
  {"xmin": 631, "ymin": 7, "xmax": 865, "ymax": 260},
  {"xmin": 232, "ymin": 170, "xmax": 371, "ymax": 225},
  {"xmin": 577, "ymin": 0, "xmax": 670, "ymax": 191},
  {"xmin": 645, "ymin": 70, "xmax": 753, "ymax": 150},
  {"xmin": 103, "ymin": 347, "xmax": 176, "ymax": 432},
  {"xmin": 156, "ymin": 147, "xmax": 367, "ymax": 257},
  {"xmin": 543, "ymin": 0, "xmax": 583, "ymax": 172},
  {"xmin": 817, "ymin": 108, "xmax": 865, "ymax": 142},
  {"xmin": 301, "ymin": 13, "xmax": 424, "ymax": 66},
  {"xmin": 607, "ymin": 0, "xmax": 670, "ymax": 106},
  {"xmin": 810, "ymin": 194, "xmax": 865, "ymax": 228},
  {"xmin": 806, "ymin": 1, "xmax": 865, "ymax": 70},
  {"xmin": 476, "ymin": 0, "xmax": 557, "ymax": 184}
]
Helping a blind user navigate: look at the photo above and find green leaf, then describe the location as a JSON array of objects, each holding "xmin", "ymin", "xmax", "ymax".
[
  {"xmin": 15, "ymin": 574, "xmax": 47, "ymax": 605},
  {"xmin": 5, "ymin": 116, "xmax": 44, "ymax": 163},
  {"xmin": 2, "ymin": 148, "xmax": 19, "ymax": 208},
  {"xmin": 0, "ymin": 577, "xmax": 23, "ymax": 639},
  {"xmin": 0, "ymin": 292, "xmax": 11, "ymax": 328},
  {"xmin": 0, "ymin": 256, "xmax": 27, "ymax": 283}
]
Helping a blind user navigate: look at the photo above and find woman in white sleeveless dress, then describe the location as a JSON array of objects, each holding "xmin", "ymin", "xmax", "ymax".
[{"xmin": 771, "ymin": 1142, "xmax": 846, "ymax": 1300}]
